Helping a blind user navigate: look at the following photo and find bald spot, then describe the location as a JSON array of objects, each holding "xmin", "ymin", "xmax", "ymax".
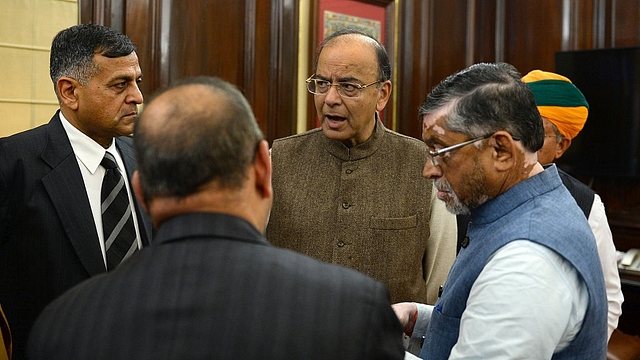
[
  {"xmin": 138, "ymin": 84, "xmax": 231, "ymax": 142},
  {"xmin": 322, "ymin": 33, "xmax": 380, "ymax": 67}
]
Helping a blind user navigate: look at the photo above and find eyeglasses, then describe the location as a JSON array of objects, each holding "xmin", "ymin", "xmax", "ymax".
[
  {"xmin": 305, "ymin": 74, "xmax": 382, "ymax": 98},
  {"xmin": 427, "ymin": 133, "xmax": 492, "ymax": 167},
  {"xmin": 427, "ymin": 133, "xmax": 522, "ymax": 166}
]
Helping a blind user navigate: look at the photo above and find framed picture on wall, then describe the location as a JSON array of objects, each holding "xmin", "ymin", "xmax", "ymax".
[{"xmin": 322, "ymin": 10, "xmax": 382, "ymax": 42}]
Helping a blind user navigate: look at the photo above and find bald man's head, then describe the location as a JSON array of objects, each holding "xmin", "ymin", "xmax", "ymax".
[{"xmin": 134, "ymin": 77, "xmax": 264, "ymax": 199}]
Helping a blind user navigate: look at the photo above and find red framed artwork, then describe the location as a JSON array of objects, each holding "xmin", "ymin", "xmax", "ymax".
[{"xmin": 318, "ymin": 1, "xmax": 386, "ymax": 44}]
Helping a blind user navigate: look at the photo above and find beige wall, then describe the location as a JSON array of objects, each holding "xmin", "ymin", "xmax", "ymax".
[{"xmin": 0, "ymin": 0, "xmax": 77, "ymax": 137}]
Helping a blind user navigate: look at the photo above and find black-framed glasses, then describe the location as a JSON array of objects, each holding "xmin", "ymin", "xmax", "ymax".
[
  {"xmin": 305, "ymin": 74, "xmax": 382, "ymax": 98},
  {"xmin": 427, "ymin": 133, "xmax": 492, "ymax": 166}
]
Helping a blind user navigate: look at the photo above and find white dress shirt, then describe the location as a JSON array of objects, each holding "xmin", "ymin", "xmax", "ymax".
[
  {"xmin": 589, "ymin": 194, "xmax": 624, "ymax": 339},
  {"xmin": 59, "ymin": 113, "xmax": 142, "ymax": 269},
  {"xmin": 408, "ymin": 240, "xmax": 588, "ymax": 359}
]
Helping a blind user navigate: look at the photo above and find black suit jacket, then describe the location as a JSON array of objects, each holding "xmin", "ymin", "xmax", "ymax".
[
  {"xmin": 27, "ymin": 212, "xmax": 404, "ymax": 360},
  {"xmin": 0, "ymin": 112, "xmax": 152, "ymax": 359}
]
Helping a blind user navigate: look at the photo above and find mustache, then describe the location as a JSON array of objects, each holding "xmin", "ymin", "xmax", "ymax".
[{"xmin": 434, "ymin": 179, "xmax": 453, "ymax": 193}]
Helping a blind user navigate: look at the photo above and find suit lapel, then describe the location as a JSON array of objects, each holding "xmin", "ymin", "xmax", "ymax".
[{"xmin": 41, "ymin": 113, "xmax": 106, "ymax": 275}]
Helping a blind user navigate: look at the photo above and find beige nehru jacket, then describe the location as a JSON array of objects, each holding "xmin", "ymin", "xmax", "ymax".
[{"xmin": 266, "ymin": 120, "xmax": 457, "ymax": 304}]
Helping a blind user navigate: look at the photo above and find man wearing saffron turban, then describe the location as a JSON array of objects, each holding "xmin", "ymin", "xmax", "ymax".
[{"xmin": 523, "ymin": 69, "xmax": 623, "ymax": 341}]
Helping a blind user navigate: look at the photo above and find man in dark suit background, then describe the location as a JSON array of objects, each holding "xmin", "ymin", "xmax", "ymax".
[
  {"xmin": 27, "ymin": 76, "xmax": 405, "ymax": 360},
  {"xmin": 0, "ymin": 24, "xmax": 152, "ymax": 359}
]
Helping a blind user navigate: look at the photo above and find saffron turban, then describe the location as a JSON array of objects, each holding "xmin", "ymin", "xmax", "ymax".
[{"xmin": 522, "ymin": 70, "xmax": 589, "ymax": 139}]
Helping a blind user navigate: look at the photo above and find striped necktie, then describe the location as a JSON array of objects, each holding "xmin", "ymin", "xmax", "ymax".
[{"xmin": 101, "ymin": 151, "xmax": 138, "ymax": 271}]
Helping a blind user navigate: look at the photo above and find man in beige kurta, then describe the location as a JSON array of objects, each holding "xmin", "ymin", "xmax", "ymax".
[{"xmin": 266, "ymin": 29, "xmax": 456, "ymax": 304}]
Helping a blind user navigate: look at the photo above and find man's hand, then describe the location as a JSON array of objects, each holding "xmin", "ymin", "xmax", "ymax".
[{"xmin": 392, "ymin": 302, "xmax": 417, "ymax": 332}]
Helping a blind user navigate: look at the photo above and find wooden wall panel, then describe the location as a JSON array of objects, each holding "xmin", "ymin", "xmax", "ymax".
[
  {"xmin": 382, "ymin": 0, "xmax": 640, "ymax": 140},
  {"xmin": 243, "ymin": 0, "xmax": 273, "ymax": 138},
  {"xmin": 395, "ymin": 0, "xmax": 429, "ymax": 138},
  {"xmin": 429, "ymin": 0, "xmax": 469, "ymax": 82},
  {"xmin": 470, "ymin": 1, "xmax": 497, "ymax": 63},
  {"xmin": 80, "ymin": 0, "xmax": 640, "ymax": 140},
  {"xmin": 82, "ymin": 0, "xmax": 298, "ymax": 143},
  {"xmin": 396, "ymin": 0, "xmax": 471, "ymax": 139},
  {"xmin": 166, "ymin": 2, "xmax": 245, "ymax": 84},
  {"xmin": 265, "ymin": 0, "xmax": 298, "ymax": 142},
  {"xmin": 565, "ymin": 0, "xmax": 598, "ymax": 49},
  {"xmin": 502, "ymin": 0, "xmax": 565, "ymax": 74},
  {"xmin": 613, "ymin": 0, "xmax": 640, "ymax": 47}
]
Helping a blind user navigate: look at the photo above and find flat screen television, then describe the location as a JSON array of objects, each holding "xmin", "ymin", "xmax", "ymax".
[{"xmin": 555, "ymin": 47, "xmax": 640, "ymax": 178}]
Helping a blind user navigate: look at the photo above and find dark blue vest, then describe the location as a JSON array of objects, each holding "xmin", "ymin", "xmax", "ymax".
[
  {"xmin": 420, "ymin": 165, "xmax": 607, "ymax": 359},
  {"xmin": 558, "ymin": 168, "xmax": 594, "ymax": 218}
]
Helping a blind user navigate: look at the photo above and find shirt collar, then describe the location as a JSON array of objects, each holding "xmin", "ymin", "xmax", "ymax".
[{"xmin": 59, "ymin": 112, "xmax": 116, "ymax": 174}]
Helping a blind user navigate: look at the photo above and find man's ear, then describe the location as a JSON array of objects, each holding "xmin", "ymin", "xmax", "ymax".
[
  {"xmin": 57, "ymin": 77, "xmax": 80, "ymax": 110},
  {"xmin": 490, "ymin": 131, "xmax": 518, "ymax": 171},
  {"xmin": 375, "ymin": 81, "xmax": 392, "ymax": 112},
  {"xmin": 132, "ymin": 171, "xmax": 149, "ymax": 213},
  {"xmin": 553, "ymin": 137, "xmax": 572, "ymax": 160},
  {"xmin": 253, "ymin": 140, "xmax": 273, "ymax": 200}
]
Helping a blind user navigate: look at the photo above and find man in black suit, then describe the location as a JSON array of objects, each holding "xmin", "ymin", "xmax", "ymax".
[
  {"xmin": 27, "ymin": 76, "xmax": 405, "ymax": 360},
  {"xmin": 0, "ymin": 24, "xmax": 152, "ymax": 359}
]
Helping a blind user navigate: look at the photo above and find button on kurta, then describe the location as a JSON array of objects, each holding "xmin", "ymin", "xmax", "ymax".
[
  {"xmin": 342, "ymin": 202, "xmax": 351, "ymax": 209},
  {"xmin": 337, "ymin": 241, "xmax": 345, "ymax": 247},
  {"xmin": 461, "ymin": 236, "xmax": 470, "ymax": 248}
]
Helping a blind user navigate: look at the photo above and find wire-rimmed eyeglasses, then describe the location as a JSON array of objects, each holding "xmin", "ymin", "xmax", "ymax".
[
  {"xmin": 305, "ymin": 74, "xmax": 382, "ymax": 98},
  {"xmin": 427, "ymin": 133, "xmax": 489, "ymax": 166},
  {"xmin": 427, "ymin": 133, "xmax": 522, "ymax": 166}
]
